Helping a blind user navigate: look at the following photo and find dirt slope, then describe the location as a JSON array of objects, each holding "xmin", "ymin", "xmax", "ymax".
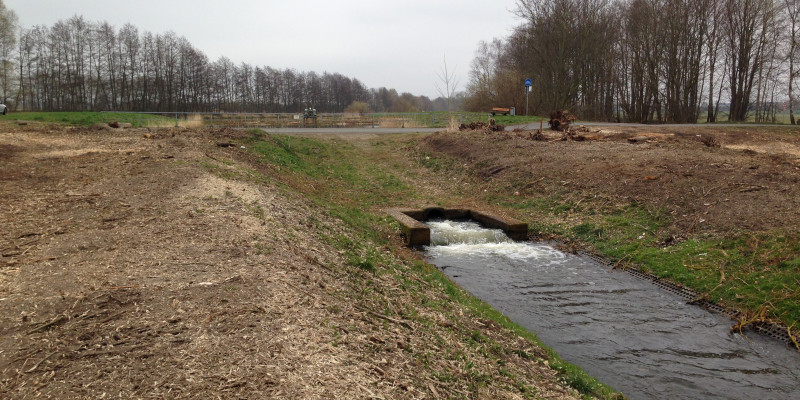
[
  {"xmin": 0, "ymin": 123, "xmax": 581, "ymax": 399},
  {"xmin": 423, "ymin": 125, "xmax": 800, "ymax": 236}
]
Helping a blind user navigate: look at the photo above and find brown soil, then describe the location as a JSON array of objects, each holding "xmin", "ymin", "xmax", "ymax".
[
  {"xmin": 423, "ymin": 125, "xmax": 800, "ymax": 237},
  {"xmin": 0, "ymin": 123, "xmax": 581, "ymax": 399}
]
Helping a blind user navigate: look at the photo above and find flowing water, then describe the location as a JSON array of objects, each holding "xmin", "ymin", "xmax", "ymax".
[{"xmin": 424, "ymin": 220, "xmax": 800, "ymax": 400}]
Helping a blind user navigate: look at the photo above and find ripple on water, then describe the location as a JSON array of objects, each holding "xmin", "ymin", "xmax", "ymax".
[{"xmin": 425, "ymin": 220, "xmax": 800, "ymax": 400}]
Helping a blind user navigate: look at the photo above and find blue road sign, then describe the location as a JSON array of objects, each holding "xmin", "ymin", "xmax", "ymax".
[{"xmin": 525, "ymin": 78, "xmax": 532, "ymax": 87}]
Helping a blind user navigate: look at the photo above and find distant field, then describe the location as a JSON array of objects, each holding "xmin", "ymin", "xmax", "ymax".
[
  {"xmin": 699, "ymin": 111, "xmax": 797, "ymax": 125},
  {"xmin": 2, "ymin": 111, "xmax": 173, "ymax": 127},
  {"xmin": 2, "ymin": 111, "xmax": 544, "ymax": 129}
]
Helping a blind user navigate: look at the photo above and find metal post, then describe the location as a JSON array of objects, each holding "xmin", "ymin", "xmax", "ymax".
[
  {"xmin": 175, "ymin": 113, "xmax": 178, "ymax": 127},
  {"xmin": 138, "ymin": 113, "xmax": 142, "ymax": 128},
  {"xmin": 524, "ymin": 78, "xmax": 532, "ymax": 116}
]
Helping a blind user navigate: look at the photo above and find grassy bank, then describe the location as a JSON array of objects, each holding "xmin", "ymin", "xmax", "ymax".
[{"xmin": 239, "ymin": 130, "xmax": 620, "ymax": 399}]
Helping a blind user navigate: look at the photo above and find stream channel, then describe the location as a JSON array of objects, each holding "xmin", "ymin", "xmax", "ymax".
[{"xmin": 423, "ymin": 220, "xmax": 800, "ymax": 400}]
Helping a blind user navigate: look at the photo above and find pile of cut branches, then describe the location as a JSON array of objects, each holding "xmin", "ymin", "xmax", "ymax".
[
  {"xmin": 459, "ymin": 119, "xmax": 505, "ymax": 134},
  {"xmin": 549, "ymin": 110, "xmax": 576, "ymax": 132}
]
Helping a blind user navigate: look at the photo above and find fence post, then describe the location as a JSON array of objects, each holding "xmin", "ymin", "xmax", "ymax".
[
  {"xmin": 138, "ymin": 113, "xmax": 142, "ymax": 127},
  {"xmin": 175, "ymin": 113, "xmax": 178, "ymax": 127}
]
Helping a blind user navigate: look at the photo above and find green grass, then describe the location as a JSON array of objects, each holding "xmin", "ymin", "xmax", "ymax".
[
  {"xmin": 698, "ymin": 111, "xmax": 797, "ymax": 125},
  {"xmin": 490, "ymin": 114, "xmax": 545, "ymax": 126},
  {"xmin": 247, "ymin": 131, "xmax": 411, "ymax": 209},
  {"xmin": 593, "ymin": 218, "xmax": 800, "ymax": 325},
  {"xmin": 496, "ymin": 188, "xmax": 800, "ymax": 327},
  {"xmin": 5, "ymin": 111, "xmax": 174, "ymax": 127},
  {"xmin": 5, "ymin": 111, "xmax": 109, "ymax": 126}
]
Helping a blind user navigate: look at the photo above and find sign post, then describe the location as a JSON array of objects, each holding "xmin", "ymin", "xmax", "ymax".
[{"xmin": 524, "ymin": 78, "xmax": 532, "ymax": 116}]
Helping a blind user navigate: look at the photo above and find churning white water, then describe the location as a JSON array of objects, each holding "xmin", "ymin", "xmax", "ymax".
[
  {"xmin": 425, "ymin": 220, "xmax": 800, "ymax": 400},
  {"xmin": 426, "ymin": 220, "xmax": 565, "ymax": 262}
]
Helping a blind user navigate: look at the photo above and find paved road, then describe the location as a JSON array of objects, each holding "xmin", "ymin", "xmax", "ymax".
[
  {"xmin": 509, "ymin": 122, "xmax": 792, "ymax": 130},
  {"xmin": 262, "ymin": 127, "xmax": 441, "ymax": 135}
]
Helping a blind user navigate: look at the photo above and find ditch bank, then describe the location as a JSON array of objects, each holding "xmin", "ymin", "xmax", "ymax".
[{"xmin": 418, "ymin": 126, "xmax": 800, "ymax": 333}]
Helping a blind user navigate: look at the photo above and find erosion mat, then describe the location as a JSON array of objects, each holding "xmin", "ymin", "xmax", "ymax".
[
  {"xmin": 419, "ymin": 124, "xmax": 800, "ymax": 337},
  {"xmin": 0, "ymin": 122, "xmax": 606, "ymax": 399}
]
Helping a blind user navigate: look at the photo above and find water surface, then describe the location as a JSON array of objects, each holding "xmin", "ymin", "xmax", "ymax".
[{"xmin": 425, "ymin": 220, "xmax": 800, "ymax": 400}]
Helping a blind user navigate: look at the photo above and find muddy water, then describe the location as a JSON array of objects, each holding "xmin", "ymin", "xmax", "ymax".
[{"xmin": 425, "ymin": 220, "xmax": 800, "ymax": 400}]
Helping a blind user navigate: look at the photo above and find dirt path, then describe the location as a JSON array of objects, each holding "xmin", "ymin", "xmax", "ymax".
[{"xmin": 0, "ymin": 123, "xmax": 582, "ymax": 399}]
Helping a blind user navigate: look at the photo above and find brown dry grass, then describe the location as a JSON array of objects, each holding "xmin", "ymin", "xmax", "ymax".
[{"xmin": 421, "ymin": 125, "xmax": 800, "ymax": 235}]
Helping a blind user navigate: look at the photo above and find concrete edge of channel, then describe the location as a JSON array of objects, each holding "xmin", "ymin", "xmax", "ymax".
[{"xmin": 385, "ymin": 207, "xmax": 528, "ymax": 246}]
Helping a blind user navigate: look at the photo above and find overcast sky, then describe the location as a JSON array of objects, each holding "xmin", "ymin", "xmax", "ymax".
[{"xmin": 5, "ymin": 0, "xmax": 522, "ymax": 98}]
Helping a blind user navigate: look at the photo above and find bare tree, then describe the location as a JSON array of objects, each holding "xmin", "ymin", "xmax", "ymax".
[
  {"xmin": 705, "ymin": 0, "xmax": 724, "ymax": 122},
  {"xmin": 9, "ymin": 14, "xmax": 436, "ymax": 113},
  {"xmin": 435, "ymin": 55, "xmax": 460, "ymax": 111},
  {"xmin": 752, "ymin": 6, "xmax": 783, "ymax": 123},
  {"xmin": 513, "ymin": 0, "xmax": 617, "ymax": 120},
  {"xmin": 786, "ymin": 0, "xmax": 800, "ymax": 124},
  {"xmin": 661, "ymin": 0, "xmax": 712, "ymax": 123},
  {"xmin": 616, "ymin": 0, "xmax": 663, "ymax": 122},
  {"xmin": 723, "ymin": 0, "xmax": 775, "ymax": 122},
  {"xmin": 465, "ymin": 39, "xmax": 510, "ymax": 111},
  {"xmin": 0, "ymin": 0, "xmax": 17, "ymax": 105}
]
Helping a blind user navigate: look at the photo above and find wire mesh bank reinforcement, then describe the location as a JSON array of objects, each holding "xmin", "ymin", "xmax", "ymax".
[{"xmin": 577, "ymin": 250, "xmax": 799, "ymax": 349}]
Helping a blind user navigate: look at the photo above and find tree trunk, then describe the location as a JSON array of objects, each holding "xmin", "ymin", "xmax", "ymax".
[{"xmin": 790, "ymin": 3, "xmax": 797, "ymax": 125}]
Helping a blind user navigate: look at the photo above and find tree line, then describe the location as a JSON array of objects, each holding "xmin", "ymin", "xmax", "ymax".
[
  {"xmin": 0, "ymin": 10, "xmax": 445, "ymax": 113},
  {"xmin": 465, "ymin": 0, "xmax": 800, "ymax": 124}
]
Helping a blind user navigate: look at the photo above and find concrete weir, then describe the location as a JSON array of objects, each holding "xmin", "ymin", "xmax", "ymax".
[{"xmin": 387, "ymin": 207, "xmax": 528, "ymax": 246}]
